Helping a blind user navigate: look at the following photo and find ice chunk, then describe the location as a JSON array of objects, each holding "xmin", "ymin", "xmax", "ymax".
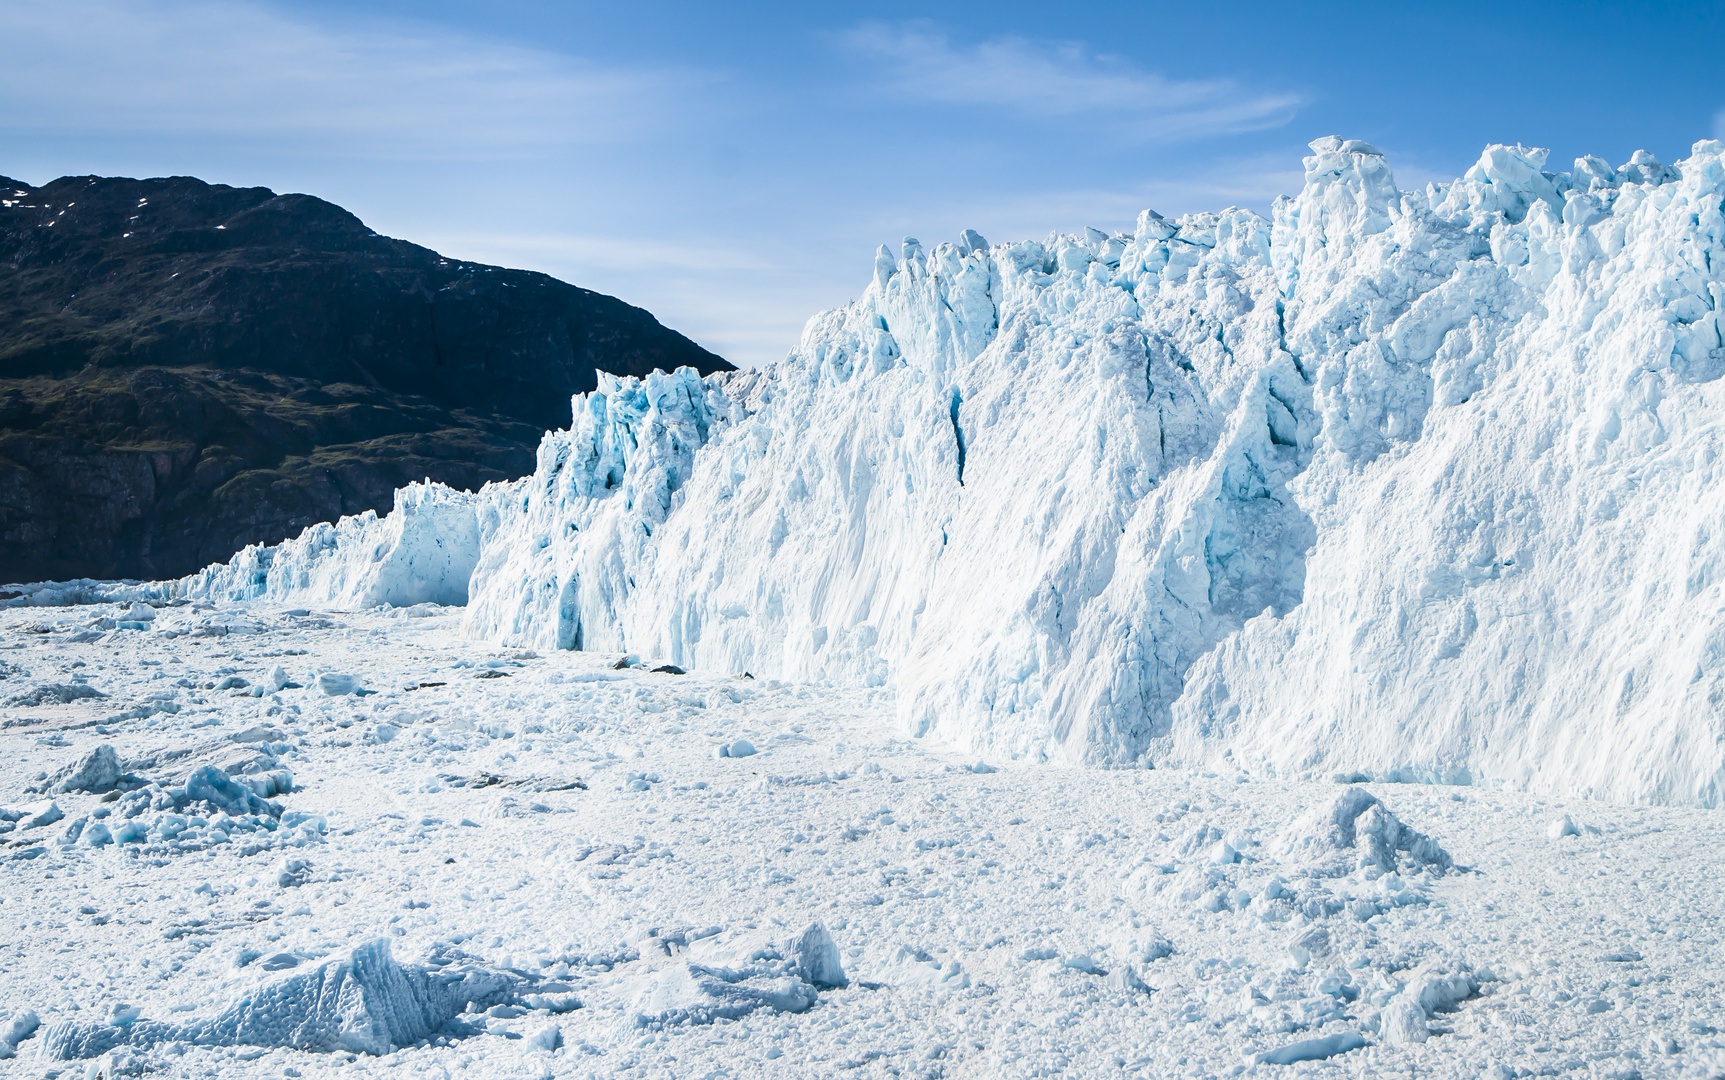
[
  {"xmin": 5, "ymin": 682, "xmax": 106, "ymax": 707},
  {"xmin": 629, "ymin": 966, "xmax": 817, "ymax": 1027},
  {"xmin": 41, "ymin": 744, "xmax": 124, "ymax": 795},
  {"xmin": 178, "ymin": 766, "xmax": 280, "ymax": 818},
  {"xmin": 718, "ymin": 739, "xmax": 756, "ymax": 759},
  {"xmin": 789, "ymin": 922, "xmax": 847, "ymax": 989},
  {"xmin": 1547, "ymin": 814, "xmax": 1581, "ymax": 839},
  {"xmin": 873, "ymin": 945, "xmax": 970, "ymax": 991},
  {"xmin": 1286, "ymin": 926, "xmax": 1331, "ymax": 970},
  {"xmin": 1277, "ymin": 788, "xmax": 1451, "ymax": 876},
  {"xmin": 0, "ymin": 1009, "xmax": 39, "ymax": 1057},
  {"xmin": 1378, "ymin": 961, "xmax": 1478, "ymax": 1045},
  {"xmin": 11, "ymin": 799, "xmax": 65, "ymax": 829},
  {"xmin": 1253, "ymin": 1030, "xmax": 1368, "ymax": 1065},
  {"xmin": 526, "ymin": 1023, "xmax": 561, "ymax": 1051},
  {"xmin": 317, "ymin": 672, "xmax": 358, "ymax": 696},
  {"xmin": 35, "ymin": 938, "xmax": 519, "ymax": 1060},
  {"xmin": 957, "ymin": 228, "xmax": 988, "ymax": 256}
]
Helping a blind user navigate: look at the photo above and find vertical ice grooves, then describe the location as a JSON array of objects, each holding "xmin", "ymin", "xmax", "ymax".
[{"xmin": 948, "ymin": 390, "xmax": 967, "ymax": 487}]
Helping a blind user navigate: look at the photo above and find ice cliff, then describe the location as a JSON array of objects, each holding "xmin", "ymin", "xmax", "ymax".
[{"xmin": 173, "ymin": 137, "xmax": 1725, "ymax": 807}]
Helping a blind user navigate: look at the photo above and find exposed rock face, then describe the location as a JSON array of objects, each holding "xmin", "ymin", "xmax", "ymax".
[{"xmin": 0, "ymin": 172, "xmax": 731, "ymax": 582}]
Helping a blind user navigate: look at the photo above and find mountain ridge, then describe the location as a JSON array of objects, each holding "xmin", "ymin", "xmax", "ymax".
[{"xmin": 0, "ymin": 171, "xmax": 732, "ymax": 582}]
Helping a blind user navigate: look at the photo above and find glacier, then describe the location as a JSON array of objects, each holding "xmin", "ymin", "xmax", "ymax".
[{"xmin": 163, "ymin": 136, "xmax": 1725, "ymax": 807}]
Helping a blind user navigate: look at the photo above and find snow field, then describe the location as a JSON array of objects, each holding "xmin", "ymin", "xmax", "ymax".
[{"xmin": 2, "ymin": 602, "xmax": 1723, "ymax": 1078}]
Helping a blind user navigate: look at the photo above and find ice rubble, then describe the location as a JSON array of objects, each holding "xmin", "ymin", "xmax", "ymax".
[{"xmin": 170, "ymin": 137, "xmax": 1725, "ymax": 806}]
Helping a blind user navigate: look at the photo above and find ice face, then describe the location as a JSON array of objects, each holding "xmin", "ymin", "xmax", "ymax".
[{"xmin": 150, "ymin": 137, "xmax": 1725, "ymax": 806}]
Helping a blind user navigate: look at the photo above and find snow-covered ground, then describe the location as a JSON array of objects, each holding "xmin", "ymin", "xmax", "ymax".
[{"xmin": 3, "ymin": 600, "xmax": 1722, "ymax": 1079}]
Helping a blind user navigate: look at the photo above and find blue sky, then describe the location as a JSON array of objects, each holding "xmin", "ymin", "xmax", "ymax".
[{"xmin": 3, "ymin": 0, "xmax": 1721, "ymax": 366}]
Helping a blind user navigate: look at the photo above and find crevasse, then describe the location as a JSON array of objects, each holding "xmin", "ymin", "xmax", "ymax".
[{"xmin": 176, "ymin": 137, "xmax": 1725, "ymax": 807}]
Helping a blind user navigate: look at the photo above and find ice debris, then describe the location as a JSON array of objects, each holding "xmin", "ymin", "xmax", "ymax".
[
  {"xmin": 35, "ymin": 938, "xmax": 519, "ymax": 1059},
  {"xmin": 1278, "ymin": 787, "xmax": 1451, "ymax": 877},
  {"xmin": 1547, "ymin": 814, "xmax": 1581, "ymax": 839},
  {"xmin": 629, "ymin": 922, "xmax": 846, "ymax": 1026}
]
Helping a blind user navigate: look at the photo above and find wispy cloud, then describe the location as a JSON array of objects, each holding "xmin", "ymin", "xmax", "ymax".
[
  {"xmin": 842, "ymin": 22, "xmax": 1303, "ymax": 141},
  {"xmin": 409, "ymin": 232, "xmax": 779, "ymax": 277},
  {"xmin": 407, "ymin": 229, "xmax": 840, "ymax": 368},
  {"xmin": 0, "ymin": 0, "xmax": 708, "ymax": 158}
]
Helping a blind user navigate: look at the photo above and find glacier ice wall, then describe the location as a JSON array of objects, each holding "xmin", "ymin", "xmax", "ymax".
[
  {"xmin": 181, "ymin": 137, "xmax": 1725, "ymax": 806},
  {"xmin": 181, "ymin": 482, "xmax": 481, "ymax": 610}
]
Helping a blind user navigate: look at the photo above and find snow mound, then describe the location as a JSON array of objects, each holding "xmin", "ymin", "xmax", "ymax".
[
  {"xmin": 34, "ymin": 938, "xmax": 519, "ymax": 1059},
  {"xmin": 1278, "ymin": 787, "xmax": 1451, "ymax": 876},
  {"xmin": 153, "ymin": 137, "xmax": 1725, "ymax": 806}
]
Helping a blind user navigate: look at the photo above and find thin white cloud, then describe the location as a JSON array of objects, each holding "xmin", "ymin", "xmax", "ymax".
[
  {"xmin": 405, "ymin": 229, "xmax": 842, "ymax": 368},
  {"xmin": 411, "ymin": 232, "xmax": 778, "ymax": 276},
  {"xmin": 0, "ymin": 0, "xmax": 708, "ymax": 157},
  {"xmin": 843, "ymin": 22, "xmax": 1303, "ymax": 140}
]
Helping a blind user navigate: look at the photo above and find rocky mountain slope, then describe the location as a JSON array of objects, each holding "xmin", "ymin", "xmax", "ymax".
[{"xmin": 0, "ymin": 172, "xmax": 731, "ymax": 583}]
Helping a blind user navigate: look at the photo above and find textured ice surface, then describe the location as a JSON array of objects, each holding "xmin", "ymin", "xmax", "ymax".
[
  {"xmin": 122, "ymin": 137, "xmax": 1725, "ymax": 806},
  {"xmin": 35, "ymin": 939, "xmax": 518, "ymax": 1059},
  {"xmin": 3, "ymin": 604, "xmax": 1723, "ymax": 1077}
]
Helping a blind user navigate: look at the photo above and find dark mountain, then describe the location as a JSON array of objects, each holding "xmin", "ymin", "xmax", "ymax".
[{"xmin": 0, "ymin": 172, "xmax": 732, "ymax": 583}]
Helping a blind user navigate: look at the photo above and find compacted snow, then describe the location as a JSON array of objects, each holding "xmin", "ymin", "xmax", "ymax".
[{"xmin": 2, "ymin": 601, "xmax": 1723, "ymax": 1079}]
